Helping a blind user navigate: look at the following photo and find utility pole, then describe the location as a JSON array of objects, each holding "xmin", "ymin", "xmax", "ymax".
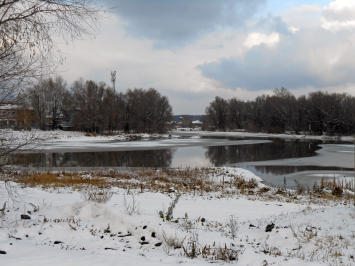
[
  {"xmin": 111, "ymin": 71, "xmax": 116, "ymax": 132},
  {"xmin": 111, "ymin": 71, "xmax": 116, "ymax": 95}
]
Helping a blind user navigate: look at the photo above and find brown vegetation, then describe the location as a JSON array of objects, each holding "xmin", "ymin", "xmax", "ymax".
[{"xmin": 0, "ymin": 168, "xmax": 352, "ymax": 207}]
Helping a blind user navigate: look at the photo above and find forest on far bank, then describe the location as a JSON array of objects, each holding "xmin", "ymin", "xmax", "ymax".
[
  {"xmin": 24, "ymin": 76, "xmax": 173, "ymax": 134},
  {"xmin": 203, "ymin": 87, "xmax": 355, "ymax": 135}
]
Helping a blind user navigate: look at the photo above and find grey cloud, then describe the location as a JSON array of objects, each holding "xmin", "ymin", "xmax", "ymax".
[
  {"xmin": 198, "ymin": 27, "xmax": 355, "ymax": 91},
  {"xmin": 104, "ymin": 0, "xmax": 265, "ymax": 48},
  {"xmin": 254, "ymin": 14, "xmax": 291, "ymax": 35}
]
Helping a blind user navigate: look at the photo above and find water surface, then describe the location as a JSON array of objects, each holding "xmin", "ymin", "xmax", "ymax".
[{"xmin": 10, "ymin": 135, "xmax": 354, "ymax": 189}]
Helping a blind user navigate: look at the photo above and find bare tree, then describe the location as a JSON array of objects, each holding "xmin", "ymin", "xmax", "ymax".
[
  {"xmin": 206, "ymin": 88, "xmax": 355, "ymax": 135},
  {"xmin": 0, "ymin": 1, "xmax": 104, "ymax": 96},
  {"xmin": 0, "ymin": 1, "xmax": 105, "ymax": 170},
  {"xmin": 206, "ymin": 96, "xmax": 228, "ymax": 131}
]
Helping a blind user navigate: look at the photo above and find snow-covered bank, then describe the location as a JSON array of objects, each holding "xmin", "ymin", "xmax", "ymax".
[
  {"xmin": 1, "ymin": 167, "xmax": 354, "ymax": 265},
  {"xmin": 171, "ymin": 130, "xmax": 355, "ymax": 142},
  {"xmin": 3, "ymin": 129, "xmax": 172, "ymax": 143}
]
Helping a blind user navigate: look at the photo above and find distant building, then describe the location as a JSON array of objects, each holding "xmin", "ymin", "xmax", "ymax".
[
  {"xmin": 192, "ymin": 120, "xmax": 202, "ymax": 128},
  {"xmin": 0, "ymin": 104, "xmax": 36, "ymax": 128},
  {"xmin": 0, "ymin": 105, "xmax": 20, "ymax": 127}
]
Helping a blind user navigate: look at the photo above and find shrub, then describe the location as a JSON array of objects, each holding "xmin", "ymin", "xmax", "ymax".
[
  {"xmin": 226, "ymin": 215, "xmax": 239, "ymax": 239},
  {"xmin": 123, "ymin": 194, "xmax": 141, "ymax": 215},
  {"xmin": 159, "ymin": 194, "xmax": 180, "ymax": 221},
  {"xmin": 80, "ymin": 186, "xmax": 113, "ymax": 203}
]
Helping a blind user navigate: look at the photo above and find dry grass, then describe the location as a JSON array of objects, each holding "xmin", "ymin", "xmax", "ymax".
[
  {"xmin": 7, "ymin": 172, "xmax": 108, "ymax": 188},
  {"xmin": 1, "ymin": 168, "xmax": 353, "ymax": 207}
]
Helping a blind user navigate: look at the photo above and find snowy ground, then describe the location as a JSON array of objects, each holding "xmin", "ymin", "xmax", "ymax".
[
  {"xmin": 171, "ymin": 130, "xmax": 354, "ymax": 142},
  {"xmin": 1, "ymin": 168, "xmax": 354, "ymax": 265}
]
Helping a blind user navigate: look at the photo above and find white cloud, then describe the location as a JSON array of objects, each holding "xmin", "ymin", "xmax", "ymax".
[
  {"xmin": 243, "ymin": 32, "xmax": 280, "ymax": 48},
  {"xmin": 281, "ymin": 4, "xmax": 322, "ymax": 29},
  {"xmin": 325, "ymin": 0, "xmax": 355, "ymax": 12},
  {"xmin": 289, "ymin": 27, "xmax": 300, "ymax": 34},
  {"xmin": 321, "ymin": 0, "xmax": 355, "ymax": 30}
]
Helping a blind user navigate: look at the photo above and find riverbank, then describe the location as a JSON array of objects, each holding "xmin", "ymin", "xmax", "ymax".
[
  {"xmin": 171, "ymin": 130, "xmax": 355, "ymax": 142},
  {"xmin": 0, "ymin": 167, "xmax": 354, "ymax": 266}
]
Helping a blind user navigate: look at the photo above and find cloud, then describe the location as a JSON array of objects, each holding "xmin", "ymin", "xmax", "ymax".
[
  {"xmin": 198, "ymin": 27, "xmax": 355, "ymax": 91},
  {"xmin": 321, "ymin": 0, "xmax": 355, "ymax": 31},
  {"xmin": 322, "ymin": 0, "xmax": 355, "ymax": 22},
  {"xmin": 254, "ymin": 14, "xmax": 291, "ymax": 35},
  {"xmin": 103, "ymin": 0, "xmax": 265, "ymax": 48},
  {"xmin": 281, "ymin": 4, "xmax": 322, "ymax": 29},
  {"xmin": 243, "ymin": 32, "xmax": 280, "ymax": 48}
]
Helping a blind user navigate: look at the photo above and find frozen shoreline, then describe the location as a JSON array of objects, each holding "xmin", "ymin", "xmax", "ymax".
[{"xmin": 170, "ymin": 130, "xmax": 355, "ymax": 142}]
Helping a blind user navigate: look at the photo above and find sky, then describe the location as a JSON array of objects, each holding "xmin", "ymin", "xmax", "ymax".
[{"xmin": 58, "ymin": 0, "xmax": 355, "ymax": 114}]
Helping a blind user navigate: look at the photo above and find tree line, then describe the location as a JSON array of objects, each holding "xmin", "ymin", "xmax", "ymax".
[
  {"xmin": 204, "ymin": 87, "xmax": 355, "ymax": 135},
  {"xmin": 26, "ymin": 76, "xmax": 173, "ymax": 134}
]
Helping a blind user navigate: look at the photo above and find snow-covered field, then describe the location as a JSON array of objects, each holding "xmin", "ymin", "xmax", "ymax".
[{"xmin": 1, "ymin": 167, "xmax": 354, "ymax": 266}]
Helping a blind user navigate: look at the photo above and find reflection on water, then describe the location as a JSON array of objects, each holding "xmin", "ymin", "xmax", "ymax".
[
  {"xmin": 15, "ymin": 149, "xmax": 175, "ymax": 168},
  {"xmin": 251, "ymin": 165, "xmax": 353, "ymax": 176},
  {"xmin": 205, "ymin": 139, "xmax": 321, "ymax": 166}
]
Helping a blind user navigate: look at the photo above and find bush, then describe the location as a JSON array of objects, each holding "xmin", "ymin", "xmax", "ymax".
[
  {"xmin": 123, "ymin": 194, "xmax": 141, "ymax": 215},
  {"xmin": 80, "ymin": 186, "xmax": 113, "ymax": 203},
  {"xmin": 159, "ymin": 194, "xmax": 180, "ymax": 221},
  {"xmin": 226, "ymin": 215, "xmax": 239, "ymax": 239}
]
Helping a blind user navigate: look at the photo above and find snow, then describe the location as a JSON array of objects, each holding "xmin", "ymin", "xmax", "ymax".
[
  {"xmin": 1, "ymin": 167, "xmax": 354, "ymax": 265},
  {"xmin": 171, "ymin": 130, "xmax": 355, "ymax": 142}
]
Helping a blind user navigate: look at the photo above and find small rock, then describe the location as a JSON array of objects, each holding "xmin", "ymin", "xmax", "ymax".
[
  {"xmin": 100, "ymin": 236, "xmax": 104, "ymax": 239},
  {"xmin": 27, "ymin": 211, "xmax": 31, "ymax": 215},
  {"xmin": 26, "ymin": 235, "xmax": 29, "ymax": 238},
  {"xmin": 143, "ymin": 225, "xmax": 147, "ymax": 229},
  {"xmin": 155, "ymin": 242, "xmax": 162, "ymax": 247},
  {"xmin": 141, "ymin": 236, "xmax": 145, "ymax": 241},
  {"xmin": 140, "ymin": 241, "xmax": 149, "ymax": 245},
  {"xmin": 201, "ymin": 218, "xmax": 206, "ymax": 223},
  {"xmin": 151, "ymin": 232, "xmax": 156, "ymax": 238},
  {"xmin": 20, "ymin": 214, "xmax": 31, "ymax": 220},
  {"xmin": 0, "ymin": 250, "xmax": 6, "ymax": 254},
  {"xmin": 265, "ymin": 223, "xmax": 275, "ymax": 232},
  {"xmin": 105, "ymin": 247, "xmax": 117, "ymax": 250},
  {"xmin": 53, "ymin": 241, "xmax": 63, "ymax": 245},
  {"xmin": 262, "ymin": 260, "xmax": 268, "ymax": 266},
  {"xmin": 249, "ymin": 224, "xmax": 256, "ymax": 227}
]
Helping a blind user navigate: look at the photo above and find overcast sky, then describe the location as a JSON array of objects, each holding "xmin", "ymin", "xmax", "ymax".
[{"xmin": 58, "ymin": 0, "xmax": 355, "ymax": 114}]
